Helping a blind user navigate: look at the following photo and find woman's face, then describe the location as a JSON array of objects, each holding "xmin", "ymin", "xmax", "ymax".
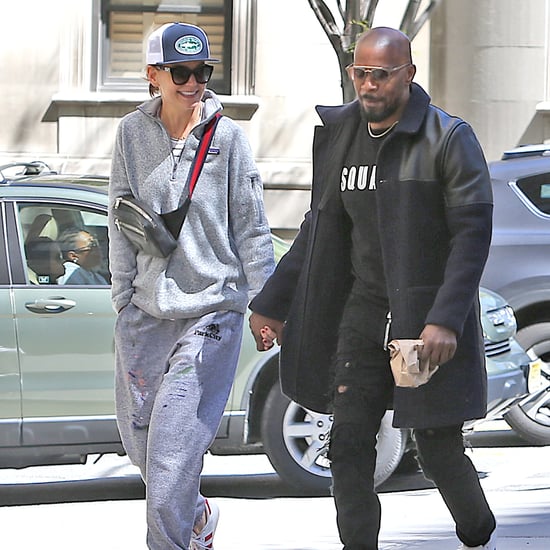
[
  {"xmin": 71, "ymin": 231, "xmax": 102, "ymax": 270},
  {"xmin": 147, "ymin": 61, "xmax": 210, "ymax": 110}
]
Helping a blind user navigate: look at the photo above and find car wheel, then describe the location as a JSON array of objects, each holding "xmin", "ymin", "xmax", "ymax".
[
  {"xmin": 260, "ymin": 381, "xmax": 407, "ymax": 492},
  {"xmin": 503, "ymin": 322, "xmax": 550, "ymax": 445},
  {"xmin": 503, "ymin": 387, "xmax": 550, "ymax": 445},
  {"xmin": 515, "ymin": 321, "xmax": 550, "ymax": 367}
]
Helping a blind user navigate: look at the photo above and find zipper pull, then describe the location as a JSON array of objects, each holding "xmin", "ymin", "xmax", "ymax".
[
  {"xmin": 383, "ymin": 311, "xmax": 392, "ymax": 350},
  {"xmin": 170, "ymin": 165, "xmax": 178, "ymax": 183}
]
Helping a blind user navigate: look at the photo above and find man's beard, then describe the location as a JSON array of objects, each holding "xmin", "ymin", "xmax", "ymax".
[{"xmin": 359, "ymin": 95, "xmax": 399, "ymax": 123}]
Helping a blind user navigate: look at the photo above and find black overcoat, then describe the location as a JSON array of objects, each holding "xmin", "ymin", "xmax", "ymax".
[{"xmin": 251, "ymin": 84, "xmax": 494, "ymax": 428}]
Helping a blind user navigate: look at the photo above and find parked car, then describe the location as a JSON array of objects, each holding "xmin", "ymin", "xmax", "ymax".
[
  {"xmin": 481, "ymin": 144, "xmax": 550, "ymax": 443},
  {"xmin": 0, "ymin": 161, "xmax": 540, "ymax": 492}
]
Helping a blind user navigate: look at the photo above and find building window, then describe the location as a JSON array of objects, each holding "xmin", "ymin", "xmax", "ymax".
[{"xmin": 100, "ymin": 0, "xmax": 232, "ymax": 95}]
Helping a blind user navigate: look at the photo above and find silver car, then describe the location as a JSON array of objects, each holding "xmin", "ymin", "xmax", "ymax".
[
  {"xmin": 481, "ymin": 144, "xmax": 550, "ymax": 443},
  {"xmin": 0, "ymin": 161, "xmax": 538, "ymax": 493}
]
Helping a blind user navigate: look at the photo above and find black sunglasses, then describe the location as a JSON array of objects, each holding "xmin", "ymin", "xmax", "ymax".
[
  {"xmin": 73, "ymin": 238, "xmax": 99, "ymax": 253},
  {"xmin": 157, "ymin": 64, "xmax": 214, "ymax": 85}
]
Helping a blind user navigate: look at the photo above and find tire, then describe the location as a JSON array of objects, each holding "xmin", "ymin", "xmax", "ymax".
[
  {"xmin": 503, "ymin": 387, "xmax": 550, "ymax": 445},
  {"xmin": 504, "ymin": 322, "xmax": 550, "ymax": 445},
  {"xmin": 515, "ymin": 322, "xmax": 550, "ymax": 365},
  {"xmin": 260, "ymin": 382, "xmax": 407, "ymax": 492}
]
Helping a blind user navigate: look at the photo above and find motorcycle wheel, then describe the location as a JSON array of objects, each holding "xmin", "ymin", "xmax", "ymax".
[{"xmin": 504, "ymin": 321, "xmax": 550, "ymax": 445}]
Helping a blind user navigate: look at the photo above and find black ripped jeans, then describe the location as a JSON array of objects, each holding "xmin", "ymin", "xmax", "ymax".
[{"xmin": 329, "ymin": 294, "xmax": 496, "ymax": 550}]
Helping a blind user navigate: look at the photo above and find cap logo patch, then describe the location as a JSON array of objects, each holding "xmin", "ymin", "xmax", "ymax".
[{"xmin": 175, "ymin": 35, "xmax": 203, "ymax": 56}]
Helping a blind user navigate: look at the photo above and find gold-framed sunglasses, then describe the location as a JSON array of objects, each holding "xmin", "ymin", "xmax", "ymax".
[{"xmin": 346, "ymin": 63, "xmax": 411, "ymax": 83}]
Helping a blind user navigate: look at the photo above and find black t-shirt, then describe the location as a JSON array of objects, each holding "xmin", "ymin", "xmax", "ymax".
[{"xmin": 339, "ymin": 122, "xmax": 389, "ymax": 307}]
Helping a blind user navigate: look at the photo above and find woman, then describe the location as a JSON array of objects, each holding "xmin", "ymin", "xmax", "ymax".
[
  {"xmin": 108, "ymin": 22, "xmax": 274, "ymax": 550},
  {"xmin": 57, "ymin": 229, "xmax": 108, "ymax": 285}
]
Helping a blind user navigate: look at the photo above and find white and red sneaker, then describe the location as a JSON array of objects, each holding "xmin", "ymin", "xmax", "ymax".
[
  {"xmin": 458, "ymin": 527, "xmax": 497, "ymax": 550},
  {"xmin": 191, "ymin": 499, "xmax": 219, "ymax": 549}
]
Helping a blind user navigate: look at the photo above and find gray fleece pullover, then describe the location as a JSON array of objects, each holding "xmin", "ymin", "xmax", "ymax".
[{"xmin": 108, "ymin": 91, "xmax": 275, "ymax": 318}]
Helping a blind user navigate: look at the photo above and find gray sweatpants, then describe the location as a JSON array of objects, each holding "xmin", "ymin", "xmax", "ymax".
[{"xmin": 114, "ymin": 303, "xmax": 244, "ymax": 550}]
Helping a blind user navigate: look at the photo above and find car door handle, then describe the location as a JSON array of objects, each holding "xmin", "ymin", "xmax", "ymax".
[{"xmin": 25, "ymin": 298, "xmax": 77, "ymax": 314}]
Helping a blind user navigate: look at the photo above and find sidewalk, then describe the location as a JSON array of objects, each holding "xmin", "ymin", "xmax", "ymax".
[
  {"xmin": 378, "ymin": 487, "xmax": 550, "ymax": 549},
  {"xmin": 376, "ymin": 444, "xmax": 550, "ymax": 549},
  {"xmin": 0, "ymin": 445, "xmax": 548, "ymax": 549}
]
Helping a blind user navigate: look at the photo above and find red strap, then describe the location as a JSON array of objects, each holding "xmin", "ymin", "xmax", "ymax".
[{"xmin": 188, "ymin": 113, "xmax": 221, "ymax": 196}]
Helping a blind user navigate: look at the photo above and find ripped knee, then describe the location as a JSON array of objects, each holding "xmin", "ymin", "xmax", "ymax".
[{"xmin": 333, "ymin": 360, "xmax": 357, "ymax": 391}]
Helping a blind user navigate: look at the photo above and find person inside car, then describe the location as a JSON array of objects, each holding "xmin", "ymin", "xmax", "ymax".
[
  {"xmin": 25, "ymin": 236, "xmax": 65, "ymax": 285},
  {"xmin": 57, "ymin": 228, "xmax": 108, "ymax": 285}
]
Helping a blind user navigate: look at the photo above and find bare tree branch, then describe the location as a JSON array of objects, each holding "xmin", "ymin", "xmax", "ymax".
[
  {"xmin": 364, "ymin": 0, "xmax": 380, "ymax": 27},
  {"xmin": 342, "ymin": 0, "xmax": 362, "ymax": 52},
  {"xmin": 307, "ymin": 0, "xmax": 341, "ymax": 42},
  {"xmin": 336, "ymin": 0, "xmax": 345, "ymax": 21},
  {"xmin": 401, "ymin": 0, "xmax": 421, "ymax": 31},
  {"xmin": 308, "ymin": 0, "xmax": 355, "ymax": 101},
  {"xmin": 402, "ymin": 0, "xmax": 442, "ymax": 39}
]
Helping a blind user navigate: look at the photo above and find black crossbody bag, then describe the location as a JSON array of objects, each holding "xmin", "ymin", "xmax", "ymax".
[{"xmin": 113, "ymin": 113, "xmax": 221, "ymax": 257}]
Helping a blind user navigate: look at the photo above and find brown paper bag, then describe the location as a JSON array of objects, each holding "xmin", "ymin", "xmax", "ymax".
[{"xmin": 388, "ymin": 339, "xmax": 439, "ymax": 388}]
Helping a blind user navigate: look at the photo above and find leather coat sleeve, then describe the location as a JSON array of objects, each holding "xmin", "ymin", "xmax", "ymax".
[{"xmin": 425, "ymin": 123, "xmax": 493, "ymax": 336}]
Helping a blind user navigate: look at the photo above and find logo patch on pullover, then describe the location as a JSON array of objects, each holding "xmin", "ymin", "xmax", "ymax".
[{"xmin": 194, "ymin": 323, "xmax": 222, "ymax": 341}]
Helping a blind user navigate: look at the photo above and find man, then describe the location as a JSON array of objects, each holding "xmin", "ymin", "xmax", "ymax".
[
  {"xmin": 25, "ymin": 237, "xmax": 65, "ymax": 284},
  {"xmin": 249, "ymin": 27, "xmax": 497, "ymax": 550}
]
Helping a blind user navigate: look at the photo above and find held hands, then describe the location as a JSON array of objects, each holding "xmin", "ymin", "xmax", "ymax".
[
  {"xmin": 249, "ymin": 312, "xmax": 285, "ymax": 351},
  {"xmin": 418, "ymin": 324, "xmax": 457, "ymax": 367}
]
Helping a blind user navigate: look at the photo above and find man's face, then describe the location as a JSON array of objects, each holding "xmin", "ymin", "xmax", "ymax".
[{"xmin": 350, "ymin": 42, "xmax": 415, "ymax": 126}]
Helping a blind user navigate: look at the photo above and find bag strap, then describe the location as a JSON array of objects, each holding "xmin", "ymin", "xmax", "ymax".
[
  {"xmin": 161, "ymin": 113, "xmax": 222, "ymax": 239},
  {"xmin": 187, "ymin": 112, "xmax": 221, "ymax": 196}
]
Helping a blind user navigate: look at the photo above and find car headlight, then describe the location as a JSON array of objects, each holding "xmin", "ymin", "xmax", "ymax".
[{"xmin": 484, "ymin": 305, "xmax": 517, "ymax": 341}]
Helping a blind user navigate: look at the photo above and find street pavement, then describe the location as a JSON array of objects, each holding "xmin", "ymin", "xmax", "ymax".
[{"xmin": 0, "ymin": 422, "xmax": 549, "ymax": 549}]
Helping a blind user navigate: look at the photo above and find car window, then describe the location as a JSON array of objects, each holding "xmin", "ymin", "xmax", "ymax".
[
  {"xmin": 516, "ymin": 173, "xmax": 550, "ymax": 215},
  {"xmin": 16, "ymin": 203, "xmax": 110, "ymax": 286}
]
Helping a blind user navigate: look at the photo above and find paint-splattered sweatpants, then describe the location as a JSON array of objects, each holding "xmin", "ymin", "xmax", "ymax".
[{"xmin": 114, "ymin": 303, "xmax": 244, "ymax": 550}]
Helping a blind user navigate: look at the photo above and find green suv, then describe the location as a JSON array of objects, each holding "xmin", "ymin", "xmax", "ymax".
[{"xmin": 0, "ymin": 162, "xmax": 534, "ymax": 492}]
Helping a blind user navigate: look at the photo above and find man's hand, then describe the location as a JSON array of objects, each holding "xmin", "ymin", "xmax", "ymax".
[
  {"xmin": 418, "ymin": 324, "xmax": 457, "ymax": 367},
  {"xmin": 249, "ymin": 312, "xmax": 285, "ymax": 351}
]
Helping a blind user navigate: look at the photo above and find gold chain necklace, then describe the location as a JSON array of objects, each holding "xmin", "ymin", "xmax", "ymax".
[
  {"xmin": 165, "ymin": 103, "xmax": 203, "ymax": 140},
  {"xmin": 367, "ymin": 120, "xmax": 399, "ymax": 139}
]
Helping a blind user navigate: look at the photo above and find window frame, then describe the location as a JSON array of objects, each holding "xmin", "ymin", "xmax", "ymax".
[{"xmin": 0, "ymin": 202, "xmax": 12, "ymax": 285}]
